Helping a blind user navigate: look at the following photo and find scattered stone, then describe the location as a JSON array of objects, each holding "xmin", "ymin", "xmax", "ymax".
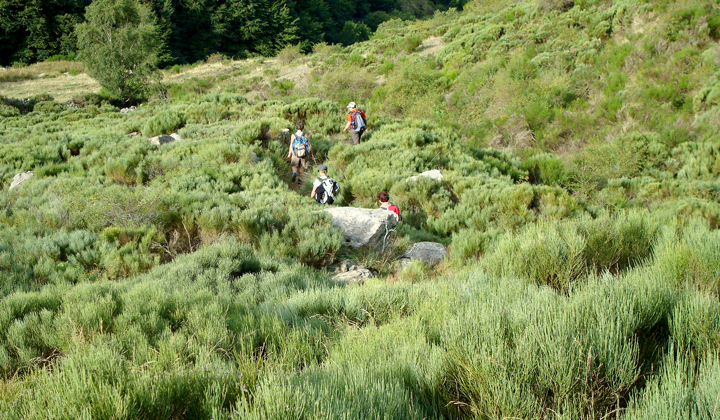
[
  {"xmin": 120, "ymin": 106, "xmax": 137, "ymax": 114},
  {"xmin": 406, "ymin": 169, "xmax": 443, "ymax": 183},
  {"xmin": 37, "ymin": 73, "xmax": 46, "ymax": 78},
  {"xmin": 334, "ymin": 260, "xmax": 363, "ymax": 273},
  {"xmin": 251, "ymin": 152, "xmax": 258, "ymax": 163},
  {"xmin": 169, "ymin": 133, "xmax": 182, "ymax": 141},
  {"xmin": 127, "ymin": 131, "xmax": 140, "ymax": 137},
  {"xmin": 148, "ymin": 134, "xmax": 175, "ymax": 145},
  {"xmin": 324, "ymin": 207, "xmax": 398, "ymax": 248},
  {"xmin": 9, "ymin": 171, "xmax": 33, "ymax": 190},
  {"xmin": 398, "ymin": 242, "xmax": 447, "ymax": 267},
  {"xmin": 332, "ymin": 269, "xmax": 372, "ymax": 285},
  {"xmin": 65, "ymin": 99, "xmax": 80, "ymax": 108}
]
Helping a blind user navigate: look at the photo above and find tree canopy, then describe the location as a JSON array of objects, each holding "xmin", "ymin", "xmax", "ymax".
[
  {"xmin": 0, "ymin": 0, "xmax": 469, "ymax": 66},
  {"xmin": 76, "ymin": 0, "xmax": 164, "ymax": 103}
]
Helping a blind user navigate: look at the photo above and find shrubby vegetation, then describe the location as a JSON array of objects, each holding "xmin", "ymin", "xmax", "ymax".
[{"xmin": 1, "ymin": 0, "xmax": 720, "ymax": 417}]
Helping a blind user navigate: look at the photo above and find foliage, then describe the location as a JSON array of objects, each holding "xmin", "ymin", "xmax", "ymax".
[
  {"xmin": 2, "ymin": 0, "xmax": 720, "ymax": 416},
  {"xmin": 76, "ymin": 0, "xmax": 165, "ymax": 103}
]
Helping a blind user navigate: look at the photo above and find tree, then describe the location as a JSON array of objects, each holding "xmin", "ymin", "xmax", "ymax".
[
  {"xmin": 76, "ymin": 0, "xmax": 165, "ymax": 103},
  {"xmin": 0, "ymin": 0, "xmax": 91, "ymax": 66}
]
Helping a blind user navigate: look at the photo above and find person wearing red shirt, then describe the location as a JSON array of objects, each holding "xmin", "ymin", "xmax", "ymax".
[
  {"xmin": 343, "ymin": 101, "xmax": 366, "ymax": 145},
  {"xmin": 377, "ymin": 191, "xmax": 401, "ymax": 221}
]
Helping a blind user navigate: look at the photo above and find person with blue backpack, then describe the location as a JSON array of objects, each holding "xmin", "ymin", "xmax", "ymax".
[{"xmin": 287, "ymin": 120, "xmax": 312, "ymax": 183}]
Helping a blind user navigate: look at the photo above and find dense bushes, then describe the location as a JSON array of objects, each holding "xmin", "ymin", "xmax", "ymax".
[{"xmin": 2, "ymin": 0, "xmax": 720, "ymax": 416}]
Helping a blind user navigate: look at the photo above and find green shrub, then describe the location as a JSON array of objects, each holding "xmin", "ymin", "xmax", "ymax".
[
  {"xmin": 142, "ymin": 109, "xmax": 186, "ymax": 136},
  {"xmin": 319, "ymin": 67, "xmax": 376, "ymax": 106},
  {"xmin": 482, "ymin": 219, "xmax": 586, "ymax": 290},
  {"xmin": 670, "ymin": 291, "xmax": 720, "ymax": 357},
  {"xmin": 577, "ymin": 210, "xmax": 660, "ymax": 274},
  {"xmin": 523, "ymin": 153, "xmax": 567, "ymax": 185},
  {"xmin": 33, "ymin": 101, "xmax": 66, "ymax": 114},
  {"xmin": 0, "ymin": 104, "xmax": 21, "ymax": 117}
]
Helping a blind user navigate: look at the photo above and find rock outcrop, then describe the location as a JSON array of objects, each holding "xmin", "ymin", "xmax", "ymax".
[
  {"xmin": 406, "ymin": 169, "xmax": 443, "ymax": 182},
  {"xmin": 9, "ymin": 171, "xmax": 33, "ymax": 190},
  {"xmin": 332, "ymin": 269, "xmax": 372, "ymax": 285},
  {"xmin": 398, "ymin": 242, "xmax": 447, "ymax": 267},
  {"xmin": 324, "ymin": 207, "xmax": 398, "ymax": 248},
  {"xmin": 149, "ymin": 133, "xmax": 181, "ymax": 145}
]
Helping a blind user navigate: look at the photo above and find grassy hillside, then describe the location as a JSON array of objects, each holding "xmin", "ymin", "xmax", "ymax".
[{"xmin": 0, "ymin": 0, "xmax": 719, "ymax": 418}]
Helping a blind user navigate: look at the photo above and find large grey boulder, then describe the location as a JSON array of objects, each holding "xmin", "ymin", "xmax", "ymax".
[
  {"xmin": 398, "ymin": 242, "xmax": 447, "ymax": 267},
  {"xmin": 9, "ymin": 171, "xmax": 33, "ymax": 190},
  {"xmin": 332, "ymin": 269, "xmax": 372, "ymax": 285},
  {"xmin": 324, "ymin": 207, "xmax": 398, "ymax": 248},
  {"xmin": 406, "ymin": 169, "xmax": 443, "ymax": 182}
]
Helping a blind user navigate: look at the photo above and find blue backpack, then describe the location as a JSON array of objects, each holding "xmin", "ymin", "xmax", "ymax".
[{"xmin": 292, "ymin": 133, "xmax": 309, "ymax": 157}]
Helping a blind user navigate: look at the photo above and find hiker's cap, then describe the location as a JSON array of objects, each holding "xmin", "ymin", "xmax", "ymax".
[
  {"xmin": 346, "ymin": 102, "xmax": 356, "ymax": 108},
  {"xmin": 318, "ymin": 164, "xmax": 328, "ymax": 172}
]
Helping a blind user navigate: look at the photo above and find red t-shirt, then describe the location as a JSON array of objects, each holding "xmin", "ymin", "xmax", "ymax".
[
  {"xmin": 381, "ymin": 203, "xmax": 401, "ymax": 221},
  {"xmin": 347, "ymin": 109, "xmax": 366, "ymax": 123}
]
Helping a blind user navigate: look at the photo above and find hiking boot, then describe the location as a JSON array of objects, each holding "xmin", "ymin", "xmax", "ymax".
[{"xmin": 291, "ymin": 172, "xmax": 297, "ymax": 183}]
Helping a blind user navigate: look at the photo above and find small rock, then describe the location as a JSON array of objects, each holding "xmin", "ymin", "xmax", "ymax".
[
  {"xmin": 9, "ymin": 171, "xmax": 33, "ymax": 190},
  {"xmin": 37, "ymin": 73, "xmax": 46, "ymax": 78},
  {"xmin": 406, "ymin": 169, "xmax": 443, "ymax": 183},
  {"xmin": 398, "ymin": 242, "xmax": 448, "ymax": 267},
  {"xmin": 336, "ymin": 260, "xmax": 361, "ymax": 273},
  {"xmin": 127, "ymin": 131, "xmax": 140, "ymax": 137},
  {"xmin": 251, "ymin": 152, "xmax": 258, "ymax": 163},
  {"xmin": 120, "ymin": 106, "xmax": 137, "ymax": 114},
  {"xmin": 169, "ymin": 133, "xmax": 182, "ymax": 141},
  {"xmin": 332, "ymin": 269, "xmax": 372, "ymax": 285},
  {"xmin": 148, "ymin": 134, "xmax": 175, "ymax": 145}
]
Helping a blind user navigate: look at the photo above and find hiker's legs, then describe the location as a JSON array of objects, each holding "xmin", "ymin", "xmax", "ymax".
[
  {"xmin": 351, "ymin": 130, "xmax": 362, "ymax": 145},
  {"xmin": 296, "ymin": 157, "xmax": 308, "ymax": 182}
]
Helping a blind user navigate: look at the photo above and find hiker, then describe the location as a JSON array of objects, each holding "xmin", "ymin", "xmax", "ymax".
[
  {"xmin": 311, "ymin": 165, "xmax": 340, "ymax": 204},
  {"xmin": 287, "ymin": 121, "xmax": 311, "ymax": 183},
  {"xmin": 377, "ymin": 191, "xmax": 401, "ymax": 221},
  {"xmin": 343, "ymin": 101, "xmax": 366, "ymax": 145}
]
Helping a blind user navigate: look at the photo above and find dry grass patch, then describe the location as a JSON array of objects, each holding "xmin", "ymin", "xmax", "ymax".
[
  {"xmin": 0, "ymin": 73, "xmax": 100, "ymax": 103},
  {"xmin": 0, "ymin": 61, "xmax": 84, "ymax": 83},
  {"xmin": 417, "ymin": 36, "xmax": 445, "ymax": 57}
]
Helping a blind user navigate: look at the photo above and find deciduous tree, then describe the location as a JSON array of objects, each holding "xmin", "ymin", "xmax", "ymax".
[{"xmin": 76, "ymin": 0, "xmax": 165, "ymax": 103}]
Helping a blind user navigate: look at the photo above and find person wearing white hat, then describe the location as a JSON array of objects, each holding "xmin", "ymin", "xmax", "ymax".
[{"xmin": 343, "ymin": 101, "xmax": 366, "ymax": 145}]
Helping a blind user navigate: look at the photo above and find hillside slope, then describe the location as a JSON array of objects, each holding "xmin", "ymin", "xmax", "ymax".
[{"xmin": 0, "ymin": 0, "xmax": 719, "ymax": 418}]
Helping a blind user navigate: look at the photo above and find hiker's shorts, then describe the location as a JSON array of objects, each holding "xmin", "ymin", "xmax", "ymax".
[{"xmin": 291, "ymin": 155, "xmax": 308, "ymax": 170}]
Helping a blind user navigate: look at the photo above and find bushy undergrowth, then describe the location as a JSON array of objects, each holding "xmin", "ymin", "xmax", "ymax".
[{"xmin": 2, "ymin": 0, "xmax": 720, "ymax": 416}]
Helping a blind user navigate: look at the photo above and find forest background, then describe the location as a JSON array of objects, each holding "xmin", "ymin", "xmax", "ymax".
[{"xmin": 0, "ymin": 0, "xmax": 466, "ymax": 66}]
